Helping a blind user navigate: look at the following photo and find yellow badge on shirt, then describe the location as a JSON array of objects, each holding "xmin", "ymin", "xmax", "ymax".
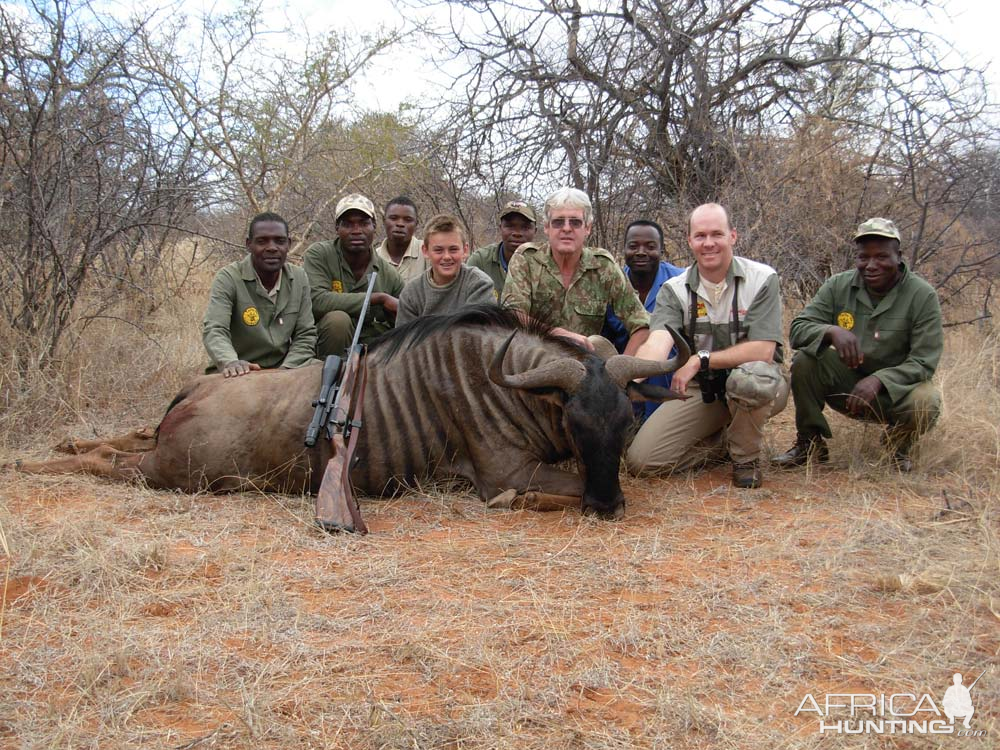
[
  {"xmin": 242, "ymin": 307, "xmax": 260, "ymax": 326},
  {"xmin": 331, "ymin": 280, "xmax": 344, "ymax": 293},
  {"xmin": 696, "ymin": 301, "xmax": 707, "ymax": 318},
  {"xmin": 837, "ymin": 311, "xmax": 854, "ymax": 330}
]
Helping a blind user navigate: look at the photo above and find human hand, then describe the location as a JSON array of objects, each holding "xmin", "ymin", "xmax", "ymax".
[
  {"xmin": 552, "ymin": 327, "xmax": 594, "ymax": 351},
  {"xmin": 846, "ymin": 375, "xmax": 882, "ymax": 416},
  {"xmin": 670, "ymin": 355, "xmax": 701, "ymax": 397},
  {"xmin": 827, "ymin": 326, "xmax": 863, "ymax": 369},
  {"xmin": 222, "ymin": 360, "xmax": 261, "ymax": 378}
]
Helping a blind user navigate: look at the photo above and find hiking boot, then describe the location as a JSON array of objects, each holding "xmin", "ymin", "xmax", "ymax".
[
  {"xmin": 732, "ymin": 460, "xmax": 763, "ymax": 489},
  {"xmin": 772, "ymin": 435, "xmax": 829, "ymax": 469}
]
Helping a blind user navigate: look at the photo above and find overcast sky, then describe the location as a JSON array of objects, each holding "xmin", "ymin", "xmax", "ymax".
[
  {"xmin": 99, "ymin": 0, "xmax": 1000, "ymax": 114},
  {"xmin": 285, "ymin": 0, "xmax": 1000, "ymax": 114}
]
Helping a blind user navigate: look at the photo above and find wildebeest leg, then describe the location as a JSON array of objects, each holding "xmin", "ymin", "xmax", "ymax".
[
  {"xmin": 54, "ymin": 427, "xmax": 157, "ymax": 455},
  {"xmin": 483, "ymin": 462, "xmax": 584, "ymax": 512},
  {"xmin": 10, "ymin": 445, "xmax": 145, "ymax": 481}
]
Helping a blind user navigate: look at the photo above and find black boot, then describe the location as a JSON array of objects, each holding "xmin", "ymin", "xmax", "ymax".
[{"xmin": 773, "ymin": 434, "xmax": 829, "ymax": 469}]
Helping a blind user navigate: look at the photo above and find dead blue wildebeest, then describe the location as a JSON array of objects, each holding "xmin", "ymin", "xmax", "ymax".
[{"xmin": 7, "ymin": 307, "xmax": 688, "ymax": 520}]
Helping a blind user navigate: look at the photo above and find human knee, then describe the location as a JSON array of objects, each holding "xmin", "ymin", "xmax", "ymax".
[
  {"xmin": 316, "ymin": 311, "xmax": 354, "ymax": 356},
  {"xmin": 726, "ymin": 361, "xmax": 783, "ymax": 410},
  {"xmin": 895, "ymin": 381, "xmax": 942, "ymax": 432}
]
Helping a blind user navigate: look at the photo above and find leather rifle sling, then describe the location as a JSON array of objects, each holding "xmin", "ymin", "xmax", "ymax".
[{"xmin": 339, "ymin": 354, "xmax": 369, "ymax": 534}]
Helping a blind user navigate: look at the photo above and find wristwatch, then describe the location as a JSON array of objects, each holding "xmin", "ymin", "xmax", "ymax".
[{"xmin": 698, "ymin": 350, "xmax": 711, "ymax": 372}]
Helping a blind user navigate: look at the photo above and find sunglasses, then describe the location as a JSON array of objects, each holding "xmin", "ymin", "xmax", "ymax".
[{"xmin": 549, "ymin": 217, "xmax": 586, "ymax": 229}]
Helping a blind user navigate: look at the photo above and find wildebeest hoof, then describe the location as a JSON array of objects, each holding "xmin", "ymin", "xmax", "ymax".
[
  {"xmin": 315, "ymin": 519, "xmax": 356, "ymax": 534},
  {"xmin": 486, "ymin": 489, "xmax": 518, "ymax": 509}
]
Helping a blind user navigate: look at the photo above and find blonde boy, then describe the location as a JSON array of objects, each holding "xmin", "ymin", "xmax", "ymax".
[{"xmin": 396, "ymin": 214, "xmax": 496, "ymax": 325}]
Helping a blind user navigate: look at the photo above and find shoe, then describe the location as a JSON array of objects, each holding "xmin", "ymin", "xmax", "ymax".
[
  {"xmin": 772, "ymin": 435, "xmax": 829, "ymax": 469},
  {"xmin": 732, "ymin": 460, "xmax": 762, "ymax": 489}
]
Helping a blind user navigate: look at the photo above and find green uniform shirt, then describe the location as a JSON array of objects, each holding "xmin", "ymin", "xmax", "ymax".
[
  {"xmin": 501, "ymin": 242, "xmax": 649, "ymax": 336},
  {"xmin": 303, "ymin": 237, "xmax": 405, "ymax": 339},
  {"xmin": 788, "ymin": 265, "xmax": 943, "ymax": 403},
  {"xmin": 202, "ymin": 255, "xmax": 317, "ymax": 372},
  {"xmin": 651, "ymin": 256, "xmax": 785, "ymax": 364},
  {"xmin": 467, "ymin": 241, "xmax": 509, "ymax": 297}
]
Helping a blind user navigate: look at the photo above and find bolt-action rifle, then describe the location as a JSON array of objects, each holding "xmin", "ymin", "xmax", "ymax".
[{"xmin": 305, "ymin": 272, "xmax": 378, "ymax": 533}]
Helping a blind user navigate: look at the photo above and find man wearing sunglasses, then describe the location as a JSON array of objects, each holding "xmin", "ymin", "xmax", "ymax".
[{"xmin": 501, "ymin": 187, "xmax": 650, "ymax": 354}]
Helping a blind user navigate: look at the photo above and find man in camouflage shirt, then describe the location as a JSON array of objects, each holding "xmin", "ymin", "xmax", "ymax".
[{"xmin": 501, "ymin": 187, "xmax": 650, "ymax": 355}]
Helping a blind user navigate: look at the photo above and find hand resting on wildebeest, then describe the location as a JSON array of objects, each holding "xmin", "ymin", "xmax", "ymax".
[{"xmin": 6, "ymin": 307, "xmax": 689, "ymax": 520}]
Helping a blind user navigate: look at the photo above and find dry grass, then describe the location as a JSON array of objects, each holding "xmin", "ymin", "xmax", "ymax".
[{"xmin": 0, "ymin": 289, "xmax": 998, "ymax": 748}]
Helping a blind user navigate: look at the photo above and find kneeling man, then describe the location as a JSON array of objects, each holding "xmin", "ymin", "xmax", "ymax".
[
  {"xmin": 203, "ymin": 212, "xmax": 316, "ymax": 377},
  {"xmin": 627, "ymin": 203, "xmax": 788, "ymax": 488},
  {"xmin": 774, "ymin": 218, "xmax": 942, "ymax": 471}
]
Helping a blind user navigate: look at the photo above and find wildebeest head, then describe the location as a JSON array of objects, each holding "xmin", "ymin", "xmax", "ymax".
[{"xmin": 489, "ymin": 328, "xmax": 689, "ymax": 519}]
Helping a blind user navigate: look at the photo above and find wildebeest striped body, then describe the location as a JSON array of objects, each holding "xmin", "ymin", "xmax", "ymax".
[
  {"xmin": 8, "ymin": 307, "xmax": 687, "ymax": 518},
  {"xmin": 354, "ymin": 321, "xmax": 581, "ymax": 499}
]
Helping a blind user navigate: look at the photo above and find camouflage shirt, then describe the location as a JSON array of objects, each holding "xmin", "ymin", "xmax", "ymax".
[{"xmin": 501, "ymin": 242, "xmax": 650, "ymax": 336}]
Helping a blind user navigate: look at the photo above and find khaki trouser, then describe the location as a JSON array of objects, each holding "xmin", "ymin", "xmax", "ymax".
[
  {"xmin": 626, "ymin": 361, "xmax": 789, "ymax": 475},
  {"xmin": 790, "ymin": 348, "xmax": 941, "ymax": 447}
]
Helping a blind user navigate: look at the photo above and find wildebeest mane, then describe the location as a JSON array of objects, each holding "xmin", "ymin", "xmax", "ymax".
[{"xmin": 369, "ymin": 304, "xmax": 579, "ymax": 360}]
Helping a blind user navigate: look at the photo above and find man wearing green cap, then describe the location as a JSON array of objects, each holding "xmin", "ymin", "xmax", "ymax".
[
  {"xmin": 467, "ymin": 200, "xmax": 537, "ymax": 297},
  {"xmin": 774, "ymin": 217, "xmax": 943, "ymax": 472},
  {"xmin": 303, "ymin": 193, "xmax": 405, "ymax": 358}
]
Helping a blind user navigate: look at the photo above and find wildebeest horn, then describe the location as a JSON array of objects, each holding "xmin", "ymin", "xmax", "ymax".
[
  {"xmin": 603, "ymin": 325, "xmax": 691, "ymax": 388},
  {"xmin": 489, "ymin": 332, "xmax": 588, "ymax": 393}
]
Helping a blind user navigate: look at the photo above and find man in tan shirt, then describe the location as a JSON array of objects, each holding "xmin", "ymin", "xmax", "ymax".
[{"xmin": 374, "ymin": 196, "xmax": 426, "ymax": 283}]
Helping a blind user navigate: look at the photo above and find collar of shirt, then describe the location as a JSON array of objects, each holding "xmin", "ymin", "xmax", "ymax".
[{"xmin": 255, "ymin": 268, "xmax": 282, "ymax": 302}]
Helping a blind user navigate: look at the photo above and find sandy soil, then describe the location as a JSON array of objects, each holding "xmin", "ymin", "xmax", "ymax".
[{"xmin": 1, "ymin": 424, "xmax": 997, "ymax": 748}]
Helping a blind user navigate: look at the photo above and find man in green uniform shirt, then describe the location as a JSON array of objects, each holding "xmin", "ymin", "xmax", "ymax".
[
  {"xmin": 501, "ymin": 187, "xmax": 650, "ymax": 354},
  {"xmin": 303, "ymin": 194, "xmax": 405, "ymax": 357},
  {"xmin": 467, "ymin": 200, "xmax": 537, "ymax": 296},
  {"xmin": 774, "ymin": 217, "xmax": 943, "ymax": 472},
  {"xmin": 203, "ymin": 212, "xmax": 317, "ymax": 377}
]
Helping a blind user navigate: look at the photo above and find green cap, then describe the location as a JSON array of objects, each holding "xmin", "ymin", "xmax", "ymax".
[
  {"xmin": 499, "ymin": 200, "xmax": 536, "ymax": 223},
  {"xmin": 854, "ymin": 217, "xmax": 900, "ymax": 242},
  {"xmin": 335, "ymin": 194, "xmax": 377, "ymax": 223}
]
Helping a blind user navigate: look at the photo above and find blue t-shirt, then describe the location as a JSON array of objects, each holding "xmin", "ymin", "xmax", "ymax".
[{"xmin": 602, "ymin": 260, "xmax": 685, "ymax": 420}]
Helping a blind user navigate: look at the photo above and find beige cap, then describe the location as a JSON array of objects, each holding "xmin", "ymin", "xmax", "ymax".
[
  {"xmin": 335, "ymin": 194, "xmax": 377, "ymax": 223},
  {"xmin": 854, "ymin": 217, "xmax": 900, "ymax": 242},
  {"xmin": 499, "ymin": 200, "xmax": 536, "ymax": 223}
]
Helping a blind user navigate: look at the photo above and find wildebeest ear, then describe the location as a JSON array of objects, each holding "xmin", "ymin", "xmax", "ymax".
[{"xmin": 626, "ymin": 382, "xmax": 689, "ymax": 403}]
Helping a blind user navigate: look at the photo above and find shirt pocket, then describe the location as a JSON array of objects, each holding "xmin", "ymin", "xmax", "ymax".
[
  {"xmin": 573, "ymin": 298, "xmax": 608, "ymax": 331},
  {"xmin": 868, "ymin": 315, "xmax": 910, "ymax": 364}
]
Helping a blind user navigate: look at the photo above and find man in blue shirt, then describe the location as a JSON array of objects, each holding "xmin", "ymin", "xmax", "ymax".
[{"xmin": 602, "ymin": 220, "xmax": 685, "ymax": 420}]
